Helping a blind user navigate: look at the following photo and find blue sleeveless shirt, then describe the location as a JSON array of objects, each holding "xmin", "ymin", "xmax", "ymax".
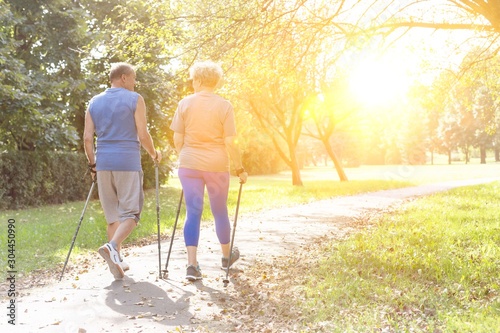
[{"xmin": 89, "ymin": 88, "xmax": 142, "ymax": 171}]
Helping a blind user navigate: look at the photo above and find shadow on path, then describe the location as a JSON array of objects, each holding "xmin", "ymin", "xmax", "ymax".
[{"xmin": 104, "ymin": 276, "xmax": 195, "ymax": 326}]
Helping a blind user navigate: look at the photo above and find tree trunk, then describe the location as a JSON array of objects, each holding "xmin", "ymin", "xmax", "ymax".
[
  {"xmin": 289, "ymin": 148, "xmax": 303, "ymax": 186},
  {"xmin": 495, "ymin": 147, "xmax": 499, "ymax": 161},
  {"xmin": 323, "ymin": 139, "xmax": 348, "ymax": 181},
  {"xmin": 448, "ymin": 150, "xmax": 452, "ymax": 165},
  {"xmin": 480, "ymin": 145, "xmax": 486, "ymax": 164}
]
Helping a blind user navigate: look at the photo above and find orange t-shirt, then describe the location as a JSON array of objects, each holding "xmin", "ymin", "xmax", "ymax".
[{"xmin": 169, "ymin": 91, "xmax": 237, "ymax": 172}]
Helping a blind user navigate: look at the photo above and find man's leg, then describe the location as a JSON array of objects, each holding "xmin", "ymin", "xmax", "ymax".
[
  {"xmin": 107, "ymin": 222, "xmax": 119, "ymax": 249},
  {"xmin": 113, "ymin": 171, "xmax": 143, "ymax": 250},
  {"xmin": 98, "ymin": 171, "xmax": 142, "ymax": 279},
  {"xmin": 110, "ymin": 218, "xmax": 136, "ymax": 248}
]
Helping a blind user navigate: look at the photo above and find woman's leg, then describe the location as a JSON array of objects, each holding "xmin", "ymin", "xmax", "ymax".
[
  {"xmin": 178, "ymin": 168, "xmax": 205, "ymax": 266},
  {"xmin": 204, "ymin": 171, "xmax": 231, "ymax": 256}
]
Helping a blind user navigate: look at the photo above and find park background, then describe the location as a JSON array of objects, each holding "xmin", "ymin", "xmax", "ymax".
[
  {"xmin": 3, "ymin": 0, "xmax": 500, "ymax": 209},
  {"xmin": 1, "ymin": 1, "xmax": 500, "ymax": 332}
]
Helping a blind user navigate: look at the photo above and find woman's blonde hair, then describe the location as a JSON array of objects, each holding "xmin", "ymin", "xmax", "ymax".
[{"xmin": 189, "ymin": 61, "xmax": 223, "ymax": 88}]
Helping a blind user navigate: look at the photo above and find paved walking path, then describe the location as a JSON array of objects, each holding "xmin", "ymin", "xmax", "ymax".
[{"xmin": 3, "ymin": 177, "xmax": 499, "ymax": 333}]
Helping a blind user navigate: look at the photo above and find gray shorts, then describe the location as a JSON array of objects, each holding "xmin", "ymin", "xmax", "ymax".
[{"xmin": 96, "ymin": 171, "xmax": 144, "ymax": 224}]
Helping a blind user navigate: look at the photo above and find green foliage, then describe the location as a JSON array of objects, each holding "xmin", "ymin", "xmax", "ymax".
[
  {"xmin": 0, "ymin": 151, "xmax": 91, "ymax": 210},
  {"xmin": 1, "ymin": 0, "xmax": 93, "ymax": 151},
  {"xmin": 240, "ymin": 130, "xmax": 287, "ymax": 175},
  {"xmin": 85, "ymin": 0, "xmax": 181, "ymax": 152},
  {"xmin": 0, "ymin": 150, "xmax": 173, "ymax": 210},
  {"xmin": 141, "ymin": 150, "xmax": 173, "ymax": 190},
  {"xmin": 303, "ymin": 183, "xmax": 500, "ymax": 332}
]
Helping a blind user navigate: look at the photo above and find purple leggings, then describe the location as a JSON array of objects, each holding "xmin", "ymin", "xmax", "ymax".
[{"xmin": 178, "ymin": 168, "xmax": 231, "ymax": 247}]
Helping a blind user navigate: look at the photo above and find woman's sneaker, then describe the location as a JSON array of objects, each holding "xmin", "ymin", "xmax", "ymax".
[
  {"xmin": 221, "ymin": 247, "xmax": 240, "ymax": 270},
  {"xmin": 98, "ymin": 243, "xmax": 124, "ymax": 280},
  {"xmin": 186, "ymin": 264, "xmax": 202, "ymax": 281}
]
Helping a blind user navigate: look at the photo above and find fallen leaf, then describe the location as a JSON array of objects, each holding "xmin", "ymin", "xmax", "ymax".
[{"xmin": 137, "ymin": 312, "xmax": 152, "ymax": 318}]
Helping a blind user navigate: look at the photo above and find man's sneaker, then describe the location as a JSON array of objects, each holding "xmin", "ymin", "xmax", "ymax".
[
  {"xmin": 120, "ymin": 260, "xmax": 130, "ymax": 272},
  {"xmin": 186, "ymin": 264, "xmax": 202, "ymax": 281},
  {"xmin": 221, "ymin": 247, "xmax": 240, "ymax": 270},
  {"xmin": 98, "ymin": 243, "xmax": 124, "ymax": 280}
]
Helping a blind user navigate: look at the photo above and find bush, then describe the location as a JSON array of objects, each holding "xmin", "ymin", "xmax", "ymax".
[
  {"xmin": 0, "ymin": 151, "xmax": 91, "ymax": 210},
  {"xmin": 242, "ymin": 144, "xmax": 287, "ymax": 175},
  {"xmin": 0, "ymin": 151, "xmax": 172, "ymax": 210},
  {"xmin": 140, "ymin": 150, "xmax": 172, "ymax": 189}
]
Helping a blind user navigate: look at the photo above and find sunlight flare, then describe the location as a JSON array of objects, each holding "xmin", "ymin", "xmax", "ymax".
[{"xmin": 349, "ymin": 56, "xmax": 412, "ymax": 107}]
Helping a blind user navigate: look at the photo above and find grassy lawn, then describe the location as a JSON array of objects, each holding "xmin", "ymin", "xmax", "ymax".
[{"xmin": 302, "ymin": 182, "xmax": 500, "ymax": 332}]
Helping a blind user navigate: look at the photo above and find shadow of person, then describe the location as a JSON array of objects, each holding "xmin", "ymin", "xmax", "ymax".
[
  {"xmin": 104, "ymin": 276, "xmax": 194, "ymax": 326},
  {"xmin": 190, "ymin": 267, "xmax": 245, "ymax": 302}
]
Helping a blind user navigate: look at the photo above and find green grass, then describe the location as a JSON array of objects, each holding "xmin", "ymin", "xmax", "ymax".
[
  {"xmin": 302, "ymin": 182, "xmax": 500, "ymax": 332},
  {"xmin": 0, "ymin": 166, "xmax": 413, "ymax": 277}
]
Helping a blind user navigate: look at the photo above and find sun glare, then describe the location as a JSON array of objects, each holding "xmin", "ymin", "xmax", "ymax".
[{"xmin": 348, "ymin": 57, "xmax": 411, "ymax": 106}]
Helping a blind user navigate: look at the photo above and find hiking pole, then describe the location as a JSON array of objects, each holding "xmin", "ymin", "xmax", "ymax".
[
  {"xmin": 155, "ymin": 161, "xmax": 162, "ymax": 278},
  {"xmin": 223, "ymin": 182, "xmax": 243, "ymax": 287},
  {"xmin": 59, "ymin": 179, "xmax": 96, "ymax": 281},
  {"xmin": 162, "ymin": 189, "xmax": 183, "ymax": 279}
]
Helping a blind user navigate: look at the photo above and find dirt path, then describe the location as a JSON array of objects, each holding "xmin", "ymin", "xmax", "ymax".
[{"xmin": 2, "ymin": 177, "xmax": 498, "ymax": 333}]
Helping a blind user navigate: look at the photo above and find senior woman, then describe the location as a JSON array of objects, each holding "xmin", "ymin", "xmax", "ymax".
[{"xmin": 169, "ymin": 61, "xmax": 248, "ymax": 281}]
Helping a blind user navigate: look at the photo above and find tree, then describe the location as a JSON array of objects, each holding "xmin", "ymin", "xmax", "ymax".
[
  {"xmin": 352, "ymin": 0, "xmax": 500, "ymax": 164},
  {"xmin": 1, "ymin": 0, "xmax": 93, "ymax": 151},
  {"xmin": 407, "ymin": 83, "xmax": 441, "ymax": 164},
  {"xmin": 301, "ymin": 76, "xmax": 356, "ymax": 181},
  {"xmin": 76, "ymin": 0, "xmax": 181, "ymax": 150},
  {"xmin": 230, "ymin": 0, "xmax": 352, "ymax": 185},
  {"xmin": 0, "ymin": 0, "xmax": 32, "ymax": 150},
  {"xmin": 473, "ymin": 90, "xmax": 495, "ymax": 163},
  {"xmin": 371, "ymin": 0, "xmax": 500, "ymax": 34},
  {"xmin": 243, "ymin": 62, "xmax": 308, "ymax": 186},
  {"xmin": 165, "ymin": 0, "xmax": 364, "ymax": 184}
]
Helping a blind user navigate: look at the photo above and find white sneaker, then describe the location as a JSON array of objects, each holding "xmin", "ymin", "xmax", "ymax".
[
  {"xmin": 120, "ymin": 260, "xmax": 130, "ymax": 272},
  {"xmin": 98, "ymin": 243, "xmax": 124, "ymax": 280}
]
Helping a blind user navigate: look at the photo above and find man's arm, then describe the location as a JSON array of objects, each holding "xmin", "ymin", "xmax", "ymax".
[
  {"xmin": 134, "ymin": 95, "xmax": 161, "ymax": 162},
  {"xmin": 83, "ymin": 108, "xmax": 96, "ymax": 165}
]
